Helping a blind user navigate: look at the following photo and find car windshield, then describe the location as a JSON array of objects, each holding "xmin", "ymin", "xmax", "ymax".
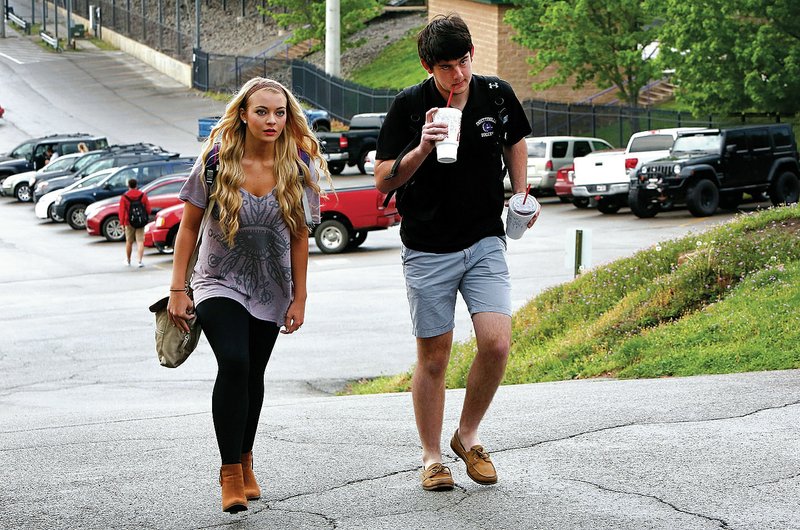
[
  {"xmin": 628, "ymin": 134, "xmax": 675, "ymax": 153},
  {"xmin": 671, "ymin": 134, "xmax": 723, "ymax": 155},
  {"xmin": 526, "ymin": 141, "xmax": 547, "ymax": 158},
  {"xmin": 9, "ymin": 142, "xmax": 34, "ymax": 159},
  {"xmin": 77, "ymin": 157, "xmax": 114, "ymax": 178},
  {"xmin": 72, "ymin": 153, "xmax": 103, "ymax": 173},
  {"xmin": 69, "ymin": 170, "xmax": 113, "ymax": 190},
  {"xmin": 41, "ymin": 155, "xmax": 78, "ymax": 173}
]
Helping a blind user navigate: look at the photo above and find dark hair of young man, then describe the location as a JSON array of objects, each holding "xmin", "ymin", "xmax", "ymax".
[
  {"xmin": 127, "ymin": 178, "xmax": 138, "ymax": 189},
  {"xmin": 417, "ymin": 13, "xmax": 473, "ymax": 68}
]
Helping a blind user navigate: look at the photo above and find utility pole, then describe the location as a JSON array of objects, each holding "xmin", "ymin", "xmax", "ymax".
[
  {"xmin": 325, "ymin": 0, "xmax": 340, "ymax": 77},
  {"xmin": 1, "ymin": 0, "xmax": 6, "ymax": 39},
  {"xmin": 194, "ymin": 0, "xmax": 200, "ymax": 50}
]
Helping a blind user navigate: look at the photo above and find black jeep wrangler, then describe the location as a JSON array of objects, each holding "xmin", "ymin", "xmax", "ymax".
[{"xmin": 628, "ymin": 124, "xmax": 800, "ymax": 218}]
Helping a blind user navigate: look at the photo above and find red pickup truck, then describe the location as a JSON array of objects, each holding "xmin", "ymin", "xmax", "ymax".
[{"xmin": 144, "ymin": 185, "xmax": 400, "ymax": 254}]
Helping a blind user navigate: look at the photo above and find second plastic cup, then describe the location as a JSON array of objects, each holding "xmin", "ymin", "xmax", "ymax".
[
  {"xmin": 505, "ymin": 192, "xmax": 540, "ymax": 239},
  {"xmin": 433, "ymin": 107, "xmax": 462, "ymax": 163}
]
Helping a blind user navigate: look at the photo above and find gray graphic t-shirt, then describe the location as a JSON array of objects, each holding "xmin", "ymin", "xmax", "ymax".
[{"xmin": 179, "ymin": 158, "xmax": 320, "ymax": 323}]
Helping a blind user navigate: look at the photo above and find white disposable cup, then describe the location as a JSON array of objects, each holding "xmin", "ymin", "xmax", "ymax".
[
  {"xmin": 505, "ymin": 193, "xmax": 540, "ymax": 239},
  {"xmin": 433, "ymin": 107, "xmax": 462, "ymax": 163}
]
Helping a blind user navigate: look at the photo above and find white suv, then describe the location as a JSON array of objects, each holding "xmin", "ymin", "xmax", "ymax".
[{"xmin": 504, "ymin": 136, "xmax": 613, "ymax": 194}]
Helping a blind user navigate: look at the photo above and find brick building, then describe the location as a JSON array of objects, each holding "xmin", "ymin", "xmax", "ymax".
[{"xmin": 427, "ymin": 0, "xmax": 606, "ymax": 103}]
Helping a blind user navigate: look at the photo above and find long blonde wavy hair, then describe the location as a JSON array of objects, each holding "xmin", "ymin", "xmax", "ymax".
[{"xmin": 197, "ymin": 77, "xmax": 330, "ymax": 245}]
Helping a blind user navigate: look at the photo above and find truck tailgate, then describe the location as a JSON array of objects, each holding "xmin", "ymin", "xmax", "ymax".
[{"xmin": 573, "ymin": 151, "xmax": 627, "ymax": 186}]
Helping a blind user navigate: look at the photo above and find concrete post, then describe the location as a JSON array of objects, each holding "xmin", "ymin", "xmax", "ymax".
[{"xmin": 325, "ymin": 0, "xmax": 340, "ymax": 77}]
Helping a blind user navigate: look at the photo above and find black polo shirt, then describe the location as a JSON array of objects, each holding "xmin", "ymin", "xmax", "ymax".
[{"xmin": 376, "ymin": 75, "xmax": 531, "ymax": 253}]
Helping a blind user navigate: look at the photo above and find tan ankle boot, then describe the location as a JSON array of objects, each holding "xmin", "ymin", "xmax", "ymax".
[
  {"xmin": 219, "ymin": 463, "xmax": 247, "ymax": 513},
  {"xmin": 241, "ymin": 451, "xmax": 261, "ymax": 500}
]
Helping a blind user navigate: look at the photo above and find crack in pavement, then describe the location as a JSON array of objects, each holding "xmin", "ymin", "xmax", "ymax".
[
  {"xmin": 0, "ymin": 411, "xmax": 209, "ymax": 434},
  {"xmin": 749, "ymin": 471, "xmax": 800, "ymax": 488},
  {"xmin": 496, "ymin": 399, "xmax": 800, "ymax": 455},
  {"xmin": 565, "ymin": 477, "xmax": 731, "ymax": 529}
]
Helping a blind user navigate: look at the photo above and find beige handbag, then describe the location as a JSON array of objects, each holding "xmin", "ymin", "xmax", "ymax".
[{"xmin": 149, "ymin": 197, "xmax": 216, "ymax": 368}]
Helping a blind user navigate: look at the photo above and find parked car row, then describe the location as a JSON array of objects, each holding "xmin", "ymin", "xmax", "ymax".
[
  {"xmin": 2, "ymin": 132, "xmax": 401, "ymax": 255},
  {"xmin": 547, "ymin": 125, "xmax": 799, "ymax": 217}
]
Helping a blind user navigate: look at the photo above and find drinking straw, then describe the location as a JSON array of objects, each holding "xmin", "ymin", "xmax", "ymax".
[
  {"xmin": 446, "ymin": 86, "xmax": 454, "ymax": 107},
  {"xmin": 523, "ymin": 184, "xmax": 531, "ymax": 204}
]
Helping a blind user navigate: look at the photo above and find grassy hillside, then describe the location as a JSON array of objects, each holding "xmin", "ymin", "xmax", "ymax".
[
  {"xmin": 349, "ymin": 25, "xmax": 428, "ymax": 90},
  {"xmin": 345, "ymin": 204, "xmax": 800, "ymax": 395}
]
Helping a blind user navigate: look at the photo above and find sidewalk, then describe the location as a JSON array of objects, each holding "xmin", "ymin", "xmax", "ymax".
[{"xmin": 2, "ymin": 370, "xmax": 799, "ymax": 529}]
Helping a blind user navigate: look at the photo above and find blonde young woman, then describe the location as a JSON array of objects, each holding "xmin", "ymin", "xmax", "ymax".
[{"xmin": 167, "ymin": 78, "xmax": 329, "ymax": 513}]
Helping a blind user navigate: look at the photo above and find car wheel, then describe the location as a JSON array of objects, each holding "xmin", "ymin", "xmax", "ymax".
[
  {"xmin": 314, "ymin": 219, "xmax": 349, "ymax": 254},
  {"xmin": 686, "ymin": 179, "xmax": 719, "ymax": 217},
  {"xmin": 101, "ymin": 215, "xmax": 125, "ymax": 242},
  {"xmin": 769, "ymin": 171, "xmax": 800, "ymax": 206},
  {"xmin": 66, "ymin": 204, "xmax": 88, "ymax": 230},
  {"xmin": 49, "ymin": 203, "xmax": 64, "ymax": 222},
  {"xmin": 314, "ymin": 123, "xmax": 330, "ymax": 132},
  {"xmin": 14, "ymin": 183, "xmax": 32, "ymax": 202},
  {"xmin": 328, "ymin": 163, "xmax": 345, "ymax": 175},
  {"xmin": 628, "ymin": 189, "xmax": 659, "ymax": 218},
  {"xmin": 718, "ymin": 191, "xmax": 743, "ymax": 211},
  {"xmin": 346, "ymin": 231, "xmax": 368, "ymax": 249},
  {"xmin": 596, "ymin": 198, "xmax": 621, "ymax": 214},
  {"xmin": 156, "ymin": 226, "xmax": 179, "ymax": 254},
  {"xmin": 357, "ymin": 149, "xmax": 372, "ymax": 175},
  {"xmin": 572, "ymin": 198, "xmax": 590, "ymax": 209}
]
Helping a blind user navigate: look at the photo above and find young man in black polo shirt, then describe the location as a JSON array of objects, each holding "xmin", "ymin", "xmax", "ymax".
[{"xmin": 375, "ymin": 13, "xmax": 537, "ymax": 490}]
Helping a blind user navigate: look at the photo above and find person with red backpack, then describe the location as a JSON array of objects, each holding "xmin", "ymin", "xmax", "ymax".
[{"xmin": 119, "ymin": 178, "xmax": 152, "ymax": 267}]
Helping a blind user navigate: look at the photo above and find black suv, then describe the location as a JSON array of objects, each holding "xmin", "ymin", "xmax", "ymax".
[
  {"xmin": 0, "ymin": 134, "xmax": 109, "ymax": 180},
  {"xmin": 629, "ymin": 124, "xmax": 800, "ymax": 217},
  {"xmin": 54, "ymin": 157, "xmax": 195, "ymax": 229},
  {"xmin": 32, "ymin": 143, "xmax": 176, "ymax": 203}
]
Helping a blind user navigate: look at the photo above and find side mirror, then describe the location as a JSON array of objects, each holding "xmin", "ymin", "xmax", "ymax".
[
  {"xmin": 103, "ymin": 183, "xmax": 111, "ymax": 190},
  {"xmin": 725, "ymin": 145, "xmax": 736, "ymax": 155}
]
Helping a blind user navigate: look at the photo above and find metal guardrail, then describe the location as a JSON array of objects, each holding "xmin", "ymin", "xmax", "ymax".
[
  {"xmin": 40, "ymin": 31, "xmax": 61, "ymax": 51},
  {"xmin": 7, "ymin": 11, "xmax": 31, "ymax": 35}
]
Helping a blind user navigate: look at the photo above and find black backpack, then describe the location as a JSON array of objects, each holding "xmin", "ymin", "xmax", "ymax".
[{"xmin": 125, "ymin": 193, "xmax": 148, "ymax": 228}]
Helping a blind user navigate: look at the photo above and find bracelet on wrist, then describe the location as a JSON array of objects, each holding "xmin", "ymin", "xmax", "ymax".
[{"xmin": 169, "ymin": 288, "xmax": 186, "ymax": 292}]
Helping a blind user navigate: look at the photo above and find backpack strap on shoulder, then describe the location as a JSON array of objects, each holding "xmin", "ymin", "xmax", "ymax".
[
  {"xmin": 297, "ymin": 149, "xmax": 315, "ymax": 230},
  {"xmin": 382, "ymin": 84, "xmax": 425, "ymax": 207},
  {"xmin": 204, "ymin": 144, "xmax": 220, "ymax": 190}
]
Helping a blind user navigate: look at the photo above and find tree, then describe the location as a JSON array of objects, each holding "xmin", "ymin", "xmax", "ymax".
[
  {"xmin": 506, "ymin": 0, "xmax": 662, "ymax": 108},
  {"xmin": 659, "ymin": 0, "xmax": 800, "ymax": 114},
  {"xmin": 263, "ymin": 0, "xmax": 382, "ymax": 51}
]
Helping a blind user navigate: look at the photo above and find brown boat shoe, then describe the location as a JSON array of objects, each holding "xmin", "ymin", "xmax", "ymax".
[
  {"xmin": 421, "ymin": 462, "xmax": 455, "ymax": 491},
  {"xmin": 450, "ymin": 430, "xmax": 498, "ymax": 485}
]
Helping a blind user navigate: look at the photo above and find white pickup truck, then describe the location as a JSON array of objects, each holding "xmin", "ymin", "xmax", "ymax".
[{"xmin": 572, "ymin": 127, "xmax": 703, "ymax": 214}]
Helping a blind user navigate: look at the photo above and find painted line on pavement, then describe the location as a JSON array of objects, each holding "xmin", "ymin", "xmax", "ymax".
[{"xmin": 0, "ymin": 52, "xmax": 24, "ymax": 65}]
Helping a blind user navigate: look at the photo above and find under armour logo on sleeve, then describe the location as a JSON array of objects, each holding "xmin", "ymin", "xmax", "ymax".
[{"xmin": 488, "ymin": 82, "xmax": 499, "ymax": 89}]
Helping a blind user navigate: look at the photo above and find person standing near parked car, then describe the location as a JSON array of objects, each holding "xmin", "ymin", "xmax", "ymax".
[
  {"xmin": 374, "ymin": 14, "xmax": 537, "ymax": 491},
  {"xmin": 119, "ymin": 178, "xmax": 151, "ymax": 267},
  {"xmin": 166, "ymin": 77, "xmax": 328, "ymax": 513}
]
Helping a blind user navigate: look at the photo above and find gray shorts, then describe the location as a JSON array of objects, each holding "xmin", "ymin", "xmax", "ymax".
[{"xmin": 401, "ymin": 236, "xmax": 511, "ymax": 338}]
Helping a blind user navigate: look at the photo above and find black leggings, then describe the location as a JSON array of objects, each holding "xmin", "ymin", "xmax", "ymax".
[{"xmin": 195, "ymin": 297, "xmax": 279, "ymax": 465}]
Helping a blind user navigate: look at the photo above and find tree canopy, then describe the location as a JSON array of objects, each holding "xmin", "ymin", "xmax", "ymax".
[
  {"xmin": 506, "ymin": 0, "xmax": 662, "ymax": 108},
  {"xmin": 659, "ymin": 0, "xmax": 800, "ymax": 114},
  {"xmin": 507, "ymin": 0, "xmax": 800, "ymax": 114},
  {"xmin": 263, "ymin": 0, "xmax": 382, "ymax": 51}
]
